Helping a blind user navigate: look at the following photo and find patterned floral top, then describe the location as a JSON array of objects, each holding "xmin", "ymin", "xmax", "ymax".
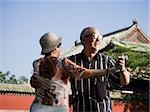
[{"xmin": 31, "ymin": 58, "xmax": 72, "ymax": 107}]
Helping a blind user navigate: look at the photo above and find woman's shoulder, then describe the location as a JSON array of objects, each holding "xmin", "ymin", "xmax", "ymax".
[{"xmin": 32, "ymin": 58, "xmax": 43, "ymax": 67}]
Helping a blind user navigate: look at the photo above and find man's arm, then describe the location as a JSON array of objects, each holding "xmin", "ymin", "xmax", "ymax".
[
  {"xmin": 116, "ymin": 55, "xmax": 130, "ymax": 86},
  {"xmin": 120, "ymin": 68, "xmax": 130, "ymax": 86},
  {"xmin": 81, "ymin": 67, "xmax": 117, "ymax": 78}
]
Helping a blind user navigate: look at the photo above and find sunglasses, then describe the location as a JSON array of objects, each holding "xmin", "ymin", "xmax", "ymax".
[{"xmin": 84, "ymin": 33, "xmax": 103, "ymax": 40}]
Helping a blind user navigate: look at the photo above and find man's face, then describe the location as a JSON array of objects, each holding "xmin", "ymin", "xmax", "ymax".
[{"xmin": 82, "ymin": 29, "xmax": 102, "ymax": 51}]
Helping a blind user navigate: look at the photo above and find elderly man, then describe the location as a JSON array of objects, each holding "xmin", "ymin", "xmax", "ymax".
[{"xmin": 68, "ymin": 27, "xmax": 130, "ymax": 112}]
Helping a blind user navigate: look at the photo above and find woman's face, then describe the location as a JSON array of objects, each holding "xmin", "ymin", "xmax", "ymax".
[{"xmin": 50, "ymin": 43, "xmax": 61, "ymax": 58}]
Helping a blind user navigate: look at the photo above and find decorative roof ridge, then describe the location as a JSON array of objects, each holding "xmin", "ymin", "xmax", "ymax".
[
  {"xmin": 136, "ymin": 27, "xmax": 150, "ymax": 42},
  {"xmin": 73, "ymin": 20, "xmax": 139, "ymax": 45},
  {"xmin": 103, "ymin": 20, "xmax": 137, "ymax": 37},
  {"xmin": 0, "ymin": 83, "xmax": 31, "ymax": 86}
]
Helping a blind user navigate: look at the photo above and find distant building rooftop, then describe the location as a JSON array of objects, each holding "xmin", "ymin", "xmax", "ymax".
[{"xmin": 0, "ymin": 83, "xmax": 35, "ymax": 94}]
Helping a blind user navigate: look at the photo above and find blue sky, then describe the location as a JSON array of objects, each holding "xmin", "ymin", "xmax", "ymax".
[{"xmin": 0, "ymin": 0, "xmax": 149, "ymax": 79}]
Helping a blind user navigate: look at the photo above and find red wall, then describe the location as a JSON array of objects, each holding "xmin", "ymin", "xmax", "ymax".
[
  {"xmin": 0, "ymin": 94, "xmax": 35, "ymax": 110},
  {"xmin": 112, "ymin": 100, "xmax": 149, "ymax": 112},
  {"xmin": 0, "ymin": 94, "xmax": 148, "ymax": 112},
  {"xmin": 112, "ymin": 100, "xmax": 126, "ymax": 112},
  {"xmin": 0, "ymin": 94, "xmax": 126, "ymax": 111}
]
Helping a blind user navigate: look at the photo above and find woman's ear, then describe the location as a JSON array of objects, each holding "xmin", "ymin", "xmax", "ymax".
[{"xmin": 52, "ymin": 48, "xmax": 56, "ymax": 52}]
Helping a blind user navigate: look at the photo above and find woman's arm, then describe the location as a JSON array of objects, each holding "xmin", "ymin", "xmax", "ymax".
[
  {"xmin": 30, "ymin": 59, "xmax": 41, "ymax": 88},
  {"xmin": 62, "ymin": 58, "xmax": 117, "ymax": 79}
]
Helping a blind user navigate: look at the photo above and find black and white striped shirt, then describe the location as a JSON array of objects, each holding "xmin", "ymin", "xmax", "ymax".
[{"xmin": 68, "ymin": 51, "xmax": 121, "ymax": 112}]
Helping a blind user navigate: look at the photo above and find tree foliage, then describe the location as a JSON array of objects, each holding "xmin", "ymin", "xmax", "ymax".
[
  {"xmin": 18, "ymin": 75, "xmax": 29, "ymax": 84},
  {"xmin": 0, "ymin": 71, "xmax": 28, "ymax": 84},
  {"xmin": 104, "ymin": 45, "xmax": 150, "ymax": 70}
]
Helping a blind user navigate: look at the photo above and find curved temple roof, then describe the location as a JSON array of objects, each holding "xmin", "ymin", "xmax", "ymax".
[{"xmin": 61, "ymin": 20, "xmax": 150, "ymax": 58}]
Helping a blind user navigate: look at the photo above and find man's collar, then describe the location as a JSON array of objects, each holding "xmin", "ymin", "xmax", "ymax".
[{"xmin": 81, "ymin": 50, "xmax": 100, "ymax": 62}]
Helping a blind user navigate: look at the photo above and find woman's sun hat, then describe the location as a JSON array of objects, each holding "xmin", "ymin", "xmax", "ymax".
[{"xmin": 40, "ymin": 32, "xmax": 62, "ymax": 54}]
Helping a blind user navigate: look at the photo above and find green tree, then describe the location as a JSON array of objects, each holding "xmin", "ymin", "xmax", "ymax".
[
  {"xmin": 6, "ymin": 74, "xmax": 18, "ymax": 84},
  {"xmin": 105, "ymin": 46, "xmax": 150, "ymax": 70},
  {"xmin": 0, "ymin": 71, "xmax": 6, "ymax": 83},
  {"xmin": 18, "ymin": 75, "xmax": 28, "ymax": 84},
  {"xmin": 0, "ymin": 71, "xmax": 29, "ymax": 84}
]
